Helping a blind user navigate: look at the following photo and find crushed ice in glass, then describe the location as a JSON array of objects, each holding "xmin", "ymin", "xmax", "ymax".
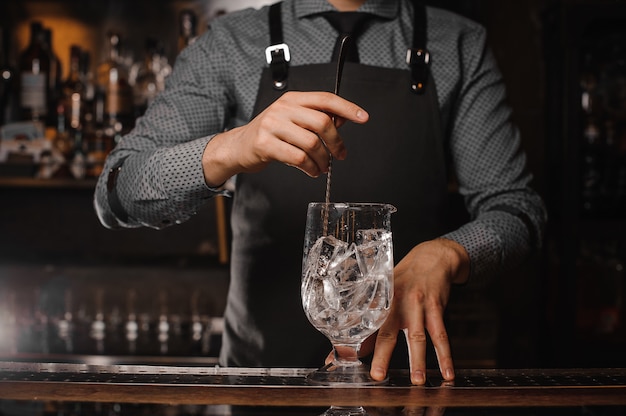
[{"xmin": 302, "ymin": 229, "xmax": 393, "ymax": 338}]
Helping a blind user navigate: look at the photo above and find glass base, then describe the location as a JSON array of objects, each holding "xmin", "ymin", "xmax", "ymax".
[
  {"xmin": 305, "ymin": 362, "xmax": 389, "ymax": 386},
  {"xmin": 320, "ymin": 406, "xmax": 369, "ymax": 416}
]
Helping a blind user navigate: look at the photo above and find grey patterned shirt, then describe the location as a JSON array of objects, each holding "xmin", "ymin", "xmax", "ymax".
[{"xmin": 94, "ymin": 0, "xmax": 547, "ymax": 283}]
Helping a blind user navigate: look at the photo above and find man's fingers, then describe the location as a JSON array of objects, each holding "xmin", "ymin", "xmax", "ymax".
[
  {"xmin": 259, "ymin": 132, "xmax": 326, "ymax": 177},
  {"xmin": 278, "ymin": 91, "xmax": 368, "ymax": 160},
  {"xmin": 359, "ymin": 333, "xmax": 377, "ymax": 357},
  {"xmin": 288, "ymin": 91, "xmax": 369, "ymax": 125},
  {"xmin": 370, "ymin": 323, "xmax": 398, "ymax": 382},
  {"xmin": 324, "ymin": 350, "xmax": 334, "ymax": 365},
  {"xmin": 401, "ymin": 296, "xmax": 429, "ymax": 386},
  {"xmin": 426, "ymin": 312, "xmax": 455, "ymax": 381}
]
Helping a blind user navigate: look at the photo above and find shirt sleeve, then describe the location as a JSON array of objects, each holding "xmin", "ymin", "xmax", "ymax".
[
  {"xmin": 94, "ymin": 26, "xmax": 234, "ymax": 230},
  {"xmin": 440, "ymin": 24, "xmax": 547, "ymax": 285}
]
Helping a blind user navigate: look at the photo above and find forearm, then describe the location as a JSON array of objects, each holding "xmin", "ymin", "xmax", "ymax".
[
  {"xmin": 201, "ymin": 129, "xmax": 246, "ymax": 188},
  {"xmin": 94, "ymin": 135, "xmax": 221, "ymax": 229},
  {"xmin": 443, "ymin": 188, "xmax": 546, "ymax": 284},
  {"xmin": 435, "ymin": 238, "xmax": 470, "ymax": 285}
]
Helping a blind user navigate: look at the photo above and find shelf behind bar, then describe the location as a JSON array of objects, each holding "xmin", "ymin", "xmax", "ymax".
[
  {"xmin": 1, "ymin": 363, "xmax": 625, "ymax": 407},
  {"xmin": 0, "ymin": 176, "xmax": 97, "ymax": 189},
  {"xmin": 0, "ymin": 353, "xmax": 220, "ymax": 366}
]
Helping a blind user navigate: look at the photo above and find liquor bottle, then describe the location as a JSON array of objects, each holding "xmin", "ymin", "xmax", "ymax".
[
  {"xmin": 58, "ymin": 45, "xmax": 80, "ymax": 166},
  {"xmin": 18, "ymin": 21, "xmax": 50, "ymax": 124},
  {"xmin": 83, "ymin": 88, "xmax": 111, "ymax": 178},
  {"xmin": 189, "ymin": 289, "xmax": 212, "ymax": 356},
  {"xmin": 90, "ymin": 288, "xmax": 106, "ymax": 354},
  {"xmin": 125, "ymin": 289, "xmax": 139, "ymax": 355},
  {"xmin": 69, "ymin": 125, "xmax": 87, "ymax": 179},
  {"xmin": 52, "ymin": 101, "xmax": 73, "ymax": 176},
  {"xmin": 178, "ymin": 9, "xmax": 198, "ymax": 53},
  {"xmin": 0, "ymin": 26, "xmax": 17, "ymax": 126},
  {"xmin": 57, "ymin": 289, "xmax": 74, "ymax": 354},
  {"xmin": 580, "ymin": 116, "xmax": 604, "ymax": 217},
  {"xmin": 580, "ymin": 52, "xmax": 598, "ymax": 117},
  {"xmin": 61, "ymin": 45, "xmax": 85, "ymax": 132},
  {"xmin": 96, "ymin": 31, "xmax": 133, "ymax": 141},
  {"xmin": 579, "ymin": 51, "xmax": 605, "ymax": 217},
  {"xmin": 601, "ymin": 120, "xmax": 619, "ymax": 216},
  {"xmin": 106, "ymin": 304, "xmax": 125, "ymax": 355},
  {"xmin": 42, "ymin": 27, "xmax": 62, "ymax": 127},
  {"xmin": 131, "ymin": 38, "xmax": 160, "ymax": 118},
  {"xmin": 131, "ymin": 38, "xmax": 171, "ymax": 118},
  {"xmin": 56, "ymin": 45, "xmax": 86, "ymax": 178},
  {"xmin": 79, "ymin": 49, "xmax": 96, "ymax": 126},
  {"xmin": 157, "ymin": 290, "xmax": 170, "ymax": 355}
]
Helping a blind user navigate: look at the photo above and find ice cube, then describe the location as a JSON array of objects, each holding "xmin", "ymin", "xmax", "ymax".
[
  {"xmin": 316, "ymin": 308, "xmax": 338, "ymax": 328},
  {"xmin": 356, "ymin": 230, "xmax": 392, "ymax": 275},
  {"xmin": 338, "ymin": 310, "xmax": 363, "ymax": 330},
  {"xmin": 323, "ymin": 278, "xmax": 340, "ymax": 310},
  {"xmin": 341, "ymin": 279, "xmax": 376, "ymax": 313},
  {"xmin": 305, "ymin": 235, "xmax": 349, "ymax": 279},
  {"xmin": 327, "ymin": 242, "xmax": 362, "ymax": 283},
  {"xmin": 356, "ymin": 228, "xmax": 386, "ymax": 244}
]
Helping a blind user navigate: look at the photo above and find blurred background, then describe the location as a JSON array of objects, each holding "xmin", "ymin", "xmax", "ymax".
[{"xmin": 0, "ymin": 0, "xmax": 625, "ymax": 375}]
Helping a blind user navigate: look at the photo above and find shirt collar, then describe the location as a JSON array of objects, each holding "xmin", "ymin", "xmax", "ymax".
[{"xmin": 295, "ymin": 0, "xmax": 399, "ymax": 20}]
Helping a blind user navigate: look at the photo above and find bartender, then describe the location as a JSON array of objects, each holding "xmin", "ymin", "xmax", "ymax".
[{"xmin": 94, "ymin": 0, "xmax": 547, "ymax": 385}]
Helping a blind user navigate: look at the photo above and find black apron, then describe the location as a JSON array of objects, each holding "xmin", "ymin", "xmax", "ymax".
[{"xmin": 221, "ymin": 1, "xmax": 454, "ymax": 368}]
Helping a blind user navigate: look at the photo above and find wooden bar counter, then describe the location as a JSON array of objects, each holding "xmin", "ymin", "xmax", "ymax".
[{"xmin": 1, "ymin": 361, "xmax": 625, "ymax": 409}]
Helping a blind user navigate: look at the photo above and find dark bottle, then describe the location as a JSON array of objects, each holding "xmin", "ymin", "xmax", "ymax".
[
  {"xmin": 615, "ymin": 127, "xmax": 626, "ymax": 214},
  {"xmin": 42, "ymin": 27, "xmax": 62, "ymax": 127},
  {"xmin": 18, "ymin": 21, "xmax": 50, "ymax": 124},
  {"xmin": 125, "ymin": 289, "xmax": 139, "ymax": 355},
  {"xmin": 131, "ymin": 38, "xmax": 171, "ymax": 118},
  {"xmin": 580, "ymin": 116, "xmax": 604, "ymax": 217},
  {"xmin": 178, "ymin": 9, "xmax": 198, "ymax": 54},
  {"xmin": 189, "ymin": 289, "xmax": 212, "ymax": 356},
  {"xmin": 579, "ymin": 51, "xmax": 605, "ymax": 217},
  {"xmin": 131, "ymin": 38, "xmax": 160, "ymax": 118},
  {"xmin": 601, "ymin": 120, "xmax": 619, "ymax": 216},
  {"xmin": 96, "ymin": 31, "xmax": 133, "ymax": 140},
  {"xmin": 83, "ymin": 88, "xmax": 113, "ymax": 178},
  {"xmin": 61, "ymin": 45, "xmax": 85, "ymax": 132},
  {"xmin": 52, "ymin": 102, "xmax": 73, "ymax": 168},
  {"xmin": 79, "ymin": 49, "xmax": 96, "ymax": 127},
  {"xmin": 90, "ymin": 288, "xmax": 107, "ymax": 355},
  {"xmin": 60, "ymin": 45, "xmax": 87, "ymax": 179},
  {"xmin": 580, "ymin": 52, "xmax": 599, "ymax": 117},
  {"xmin": 78, "ymin": 49, "xmax": 98, "ymax": 177},
  {"xmin": 0, "ymin": 26, "xmax": 17, "ymax": 125},
  {"xmin": 57, "ymin": 289, "xmax": 75, "ymax": 354}
]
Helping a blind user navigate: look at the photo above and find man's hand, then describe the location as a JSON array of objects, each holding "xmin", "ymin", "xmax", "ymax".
[
  {"xmin": 201, "ymin": 91, "xmax": 369, "ymax": 187},
  {"xmin": 368, "ymin": 238, "xmax": 470, "ymax": 385}
]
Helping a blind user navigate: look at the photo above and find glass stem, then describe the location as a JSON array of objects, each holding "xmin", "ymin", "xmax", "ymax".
[{"xmin": 333, "ymin": 343, "xmax": 362, "ymax": 367}]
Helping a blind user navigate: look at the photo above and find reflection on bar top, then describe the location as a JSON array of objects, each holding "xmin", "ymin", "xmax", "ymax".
[{"xmin": 1, "ymin": 362, "xmax": 625, "ymax": 388}]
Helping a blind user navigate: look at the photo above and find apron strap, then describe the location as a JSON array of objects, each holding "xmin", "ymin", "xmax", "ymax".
[
  {"xmin": 266, "ymin": 2, "xmax": 289, "ymax": 90},
  {"xmin": 407, "ymin": 1, "xmax": 430, "ymax": 94},
  {"xmin": 265, "ymin": 1, "xmax": 430, "ymax": 93}
]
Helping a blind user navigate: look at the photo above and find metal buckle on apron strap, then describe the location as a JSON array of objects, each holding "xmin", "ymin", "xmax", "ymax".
[
  {"xmin": 265, "ymin": 43, "xmax": 290, "ymax": 90},
  {"xmin": 406, "ymin": 48, "xmax": 430, "ymax": 94}
]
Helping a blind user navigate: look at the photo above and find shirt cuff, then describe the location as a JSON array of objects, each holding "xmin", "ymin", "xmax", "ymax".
[{"xmin": 442, "ymin": 210, "xmax": 530, "ymax": 286}]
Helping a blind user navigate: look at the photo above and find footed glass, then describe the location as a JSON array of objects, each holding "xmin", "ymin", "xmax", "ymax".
[{"xmin": 301, "ymin": 202, "xmax": 396, "ymax": 386}]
